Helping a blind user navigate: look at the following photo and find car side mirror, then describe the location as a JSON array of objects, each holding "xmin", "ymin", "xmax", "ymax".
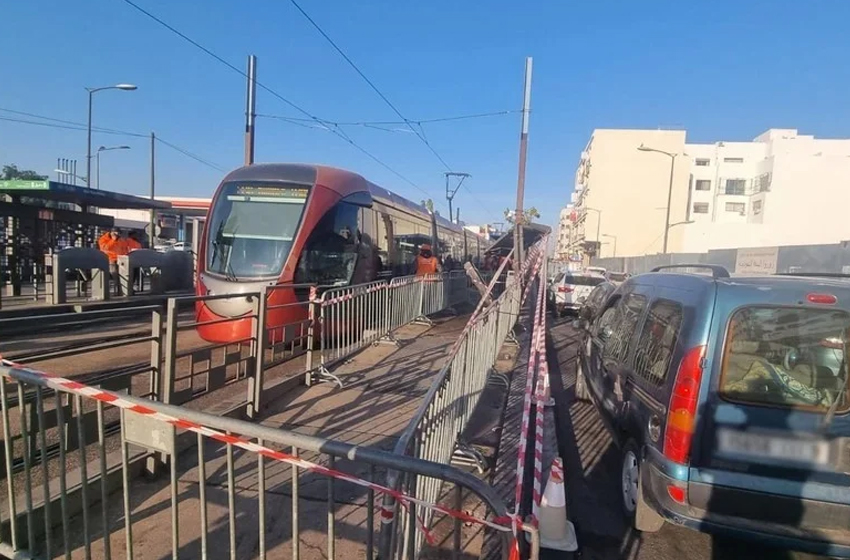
[{"xmin": 599, "ymin": 327, "xmax": 613, "ymax": 341}]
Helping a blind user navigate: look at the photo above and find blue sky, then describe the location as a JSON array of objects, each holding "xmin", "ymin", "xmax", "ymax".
[{"xmin": 2, "ymin": 0, "xmax": 849, "ymax": 229}]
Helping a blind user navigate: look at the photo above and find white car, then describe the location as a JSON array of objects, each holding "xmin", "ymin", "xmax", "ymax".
[{"xmin": 548, "ymin": 271, "xmax": 607, "ymax": 317}]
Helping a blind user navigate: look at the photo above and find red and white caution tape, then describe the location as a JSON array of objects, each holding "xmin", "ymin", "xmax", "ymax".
[
  {"xmin": 512, "ymin": 260, "xmax": 546, "ymax": 532},
  {"xmin": 0, "ymin": 358, "xmax": 517, "ymax": 544}
]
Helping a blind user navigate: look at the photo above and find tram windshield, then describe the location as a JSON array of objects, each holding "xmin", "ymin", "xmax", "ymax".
[{"xmin": 206, "ymin": 182, "xmax": 309, "ymax": 279}]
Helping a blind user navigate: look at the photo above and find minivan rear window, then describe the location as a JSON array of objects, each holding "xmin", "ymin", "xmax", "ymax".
[
  {"xmin": 565, "ymin": 274, "xmax": 605, "ymax": 287},
  {"xmin": 719, "ymin": 306, "xmax": 850, "ymax": 413}
]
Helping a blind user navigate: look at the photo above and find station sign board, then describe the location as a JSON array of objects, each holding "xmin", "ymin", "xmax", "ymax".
[{"xmin": 0, "ymin": 180, "xmax": 50, "ymax": 190}]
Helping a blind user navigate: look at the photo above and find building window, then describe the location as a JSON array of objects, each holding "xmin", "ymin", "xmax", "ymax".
[
  {"xmin": 726, "ymin": 202, "xmax": 746, "ymax": 213},
  {"xmin": 754, "ymin": 172, "xmax": 772, "ymax": 193},
  {"xmin": 753, "ymin": 200, "xmax": 763, "ymax": 215},
  {"xmin": 694, "ymin": 179, "xmax": 711, "ymax": 191},
  {"xmin": 725, "ymin": 179, "xmax": 746, "ymax": 195},
  {"xmin": 723, "ymin": 157, "xmax": 744, "ymax": 163},
  {"xmin": 693, "ymin": 202, "xmax": 709, "ymax": 214},
  {"xmin": 695, "ymin": 158, "xmax": 710, "ymax": 166}
]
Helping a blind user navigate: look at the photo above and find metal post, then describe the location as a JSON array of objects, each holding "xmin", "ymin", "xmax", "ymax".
[
  {"xmin": 446, "ymin": 174, "xmax": 453, "ymax": 223},
  {"xmin": 96, "ymin": 151, "xmax": 100, "ymax": 190},
  {"xmin": 662, "ymin": 154, "xmax": 676, "ymax": 254},
  {"xmin": 150, "ymin": 132, "xmax": 156, "ymax": 248},
  {"xmin": 86, "ymin": 90, "xmax": 93, "ymax": 187},
  {"xmin": 245, "ymin": 55, "xmax": 257, "ymax": 166},
  {"xmin": 514, "ymin": 57, "xmax": 533, "ymax": 270},
  {"xmin": 248, "ymin": 288, "xmax": 267, "ymax": 419}
]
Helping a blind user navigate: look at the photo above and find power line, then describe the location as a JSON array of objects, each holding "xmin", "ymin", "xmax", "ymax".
[
  {"xmin": 121, "ymin": 0, "xmax": 436, "ymax": 199},
  {"xmin": 288, "ymin": 0, "xmax": 453, "ymax": 171},
  {"xmin": 0, "ymin": 108, "xmax": 226, "ymax": 172},
  {"xmin": 288, "ymin": 0, "xmax": 509, "ymax": 223},
  {"xmin": 256, "ymin": 109, "xmax": 520, "ymax": 128}
]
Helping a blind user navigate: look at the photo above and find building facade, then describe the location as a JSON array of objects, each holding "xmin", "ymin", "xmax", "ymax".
[{"xmin": 567, "ymin": 128, "xmax": 850, "ymax": 258}]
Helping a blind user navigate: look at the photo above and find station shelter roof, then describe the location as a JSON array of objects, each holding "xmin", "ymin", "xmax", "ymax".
[{"xmin": 0, "ymin": 180, "xmax": 172, "ymax": 211}]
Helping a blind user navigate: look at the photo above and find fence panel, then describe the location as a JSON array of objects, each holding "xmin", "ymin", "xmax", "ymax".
[
  {"xmin": 380, "ymin": 244, "xmax": 540, "ymax": 560},
  {"xmin": 317, "ymin": 280, "xmax": 389, "ymax": 373},
  {"xmin": 0, "ymin": 362, "xmax": 535, "ymax": 560}
]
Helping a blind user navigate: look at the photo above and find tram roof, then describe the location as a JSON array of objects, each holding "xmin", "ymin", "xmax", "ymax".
[
  {"xmin": 0, "ymin": 180, "xmax": 172, "ymax": 210},
  {"xmin": 222, "ymin": 163, "xmax": 466, "ymax": 234}
]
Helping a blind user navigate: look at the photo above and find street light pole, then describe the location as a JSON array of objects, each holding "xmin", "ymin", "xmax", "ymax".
[
  {"xmin": 85, "ymin": 84, "xmax": 137, "ymax": 188},
  {"xmin": 96, "ymin": 145, "xmax": 131, "ymax": 190},
  {"xmin": 637, "ymin": 144, "xmax": 680, "ymax": 254}
]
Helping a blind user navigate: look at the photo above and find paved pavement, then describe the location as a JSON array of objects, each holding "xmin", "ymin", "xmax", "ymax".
[
  {"xmin": 55, "ymin": 314, "xmax": 470, "ymax": 559},
  {"xmin": 546, "ymin": 316, "xmax": 828, "ymax": 560}
]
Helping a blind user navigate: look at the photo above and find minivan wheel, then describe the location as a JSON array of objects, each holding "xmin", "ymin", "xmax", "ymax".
[
  {"xmin": 620, "ymin": 440, "xmax": 640, "ymax": 517},
  {"xmin": 621, "ymin": 439, "xmax": 664, "ymax": 533}
]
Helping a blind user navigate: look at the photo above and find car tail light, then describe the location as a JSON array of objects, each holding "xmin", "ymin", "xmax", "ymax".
[
  {"xmin": 663, "ymin": 345, "xmax": 705, "ymax": 465},
  {"xmin": 557, "ymin": 286, "xmax": 573, "ymax": 293},
  {"xmin": 667, "ymin": 485, "xmax": 686, "ymax": 504},
  {"xmin": 807, "ymin": 293, "xmax": 837, "ymax": 305}
]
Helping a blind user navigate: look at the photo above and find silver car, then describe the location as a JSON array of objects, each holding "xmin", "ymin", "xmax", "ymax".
[{"xmin": 548, "ymin": 271, "xmax": 606, "ymax": 317}]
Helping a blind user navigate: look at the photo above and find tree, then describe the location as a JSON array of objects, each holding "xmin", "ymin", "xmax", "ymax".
[
  {"xmin": 504, "ymin": 206, "xmax": 540, "ymax": 224},
  {"xmin": 2, "ymin": 164, "xmax": 47, "ymax": 181},
  {"xmin": 420, "ymin": 199, "xmax": 435, "ymax": 213}
]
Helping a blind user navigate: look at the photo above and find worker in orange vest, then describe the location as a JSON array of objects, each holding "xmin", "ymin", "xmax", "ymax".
[
  {"xmin": 126, "ymin": 232, "xmax": 142, "ymax": 251},
  {"xmin": 414, "ymin": 243, "xmax": 442, "ymax": 277}
]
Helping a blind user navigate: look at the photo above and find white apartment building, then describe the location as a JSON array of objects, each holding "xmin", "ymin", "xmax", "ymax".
[
  {"xmin": 563, "ymin": 128, "xmax": 850, "ymax": 258},
  {"xmin": 555, "ymin": 207, "xmax": 573, "ymax": 260}
]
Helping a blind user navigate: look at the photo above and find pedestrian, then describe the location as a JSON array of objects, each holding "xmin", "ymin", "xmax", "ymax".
[{"xmin": 413, "ymin": 243, "xmax": 442, "ymax": 276}]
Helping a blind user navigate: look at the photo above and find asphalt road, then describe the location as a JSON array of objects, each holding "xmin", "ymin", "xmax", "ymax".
[{"xmin": 546, "ymin": 316, "xmax": 830, "ymax": 560}]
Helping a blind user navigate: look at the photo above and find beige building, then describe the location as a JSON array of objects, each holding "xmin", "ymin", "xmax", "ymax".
[{"xmin": 564, "ymin": 128, "xmax": 850, "ymax": 258}]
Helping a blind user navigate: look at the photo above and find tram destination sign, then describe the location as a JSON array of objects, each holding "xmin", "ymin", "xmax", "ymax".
[
  {"xmin": 0, "ymin": 179, "xmax": 50, "ymax": 190},
  {"xmin": 236, "ymin": 184, "xmax": 309, "ymax": 199}
]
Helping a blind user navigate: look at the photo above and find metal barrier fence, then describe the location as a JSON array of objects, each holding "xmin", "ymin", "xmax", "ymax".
[
  {"xmin": 0, "ymin": 362, "xmax": 537, "ymax": 560},
  {"xmin": 379, "ymin": 243, "xmax": 546, "ymax": 560},
  {"xmin": 313, "ymin": 273, "xmax": 471, "ymax": 384}
]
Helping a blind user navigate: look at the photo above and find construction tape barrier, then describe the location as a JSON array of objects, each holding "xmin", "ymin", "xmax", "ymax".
[{"xmin": 0, "ymin": 358, "xmax": 518, "ymax": 546}]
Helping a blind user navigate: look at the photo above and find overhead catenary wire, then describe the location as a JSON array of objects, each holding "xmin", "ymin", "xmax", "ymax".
[
  {"xmin": 288, "ymin": 0, "xmax": 453, "ymax": 169},
  {"xmin": 256, "ymin": 109, "xmax": 521, "ymax": 129},
  {"xmin": 287, "ymin": 0, "xmax": 510, "ymax": 224},
  {"xmin": 0, "ymin": 108, "xmax": 226, "ymax": 172},
  {"xmin": 121, "ymin": 0, "xmax": 437, "ymax": 200}
]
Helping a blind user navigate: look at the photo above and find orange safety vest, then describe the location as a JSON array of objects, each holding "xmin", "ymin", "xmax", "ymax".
[
  {"xmin": 414, "ymin": 255, "xmax": 439, "ymax": 276},
  {"xmin": 126, "ymin": 238, "xmax": 142, "ymax": 251}
]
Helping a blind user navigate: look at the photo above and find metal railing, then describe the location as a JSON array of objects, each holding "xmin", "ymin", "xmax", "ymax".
[
  {"xmin": 0, "ymin": 362, "xmax": 536, "ymax": 560},
  {"xmin": 313, "ymin": 273, "xmax": 472, "ymax": 384},
  {"xmin": 377, "ymin": 244, "xmax": 547, "ymax": 560}
]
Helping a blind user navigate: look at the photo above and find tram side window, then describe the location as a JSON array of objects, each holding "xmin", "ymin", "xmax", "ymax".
[
  {"xmin": 393, "ymin": 216, "xmax": 429, "ymax": 276},
  {"xmin": 374, "ymin": 210, "xmax": 393, "ymax": 277},
  {"xmin": 294, "ymin": 201, "xmax": 360, "ymax": 286}
]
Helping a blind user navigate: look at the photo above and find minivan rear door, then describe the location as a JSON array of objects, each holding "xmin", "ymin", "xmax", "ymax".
[{"xmin": 691, "ymin": 279, "xmax": 850, "ymax": 527}]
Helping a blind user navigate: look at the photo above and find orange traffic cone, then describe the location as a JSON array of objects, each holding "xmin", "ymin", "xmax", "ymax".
[{"xmin": 538, "ymin": 457, "xmax": 578, "ymax": 551}]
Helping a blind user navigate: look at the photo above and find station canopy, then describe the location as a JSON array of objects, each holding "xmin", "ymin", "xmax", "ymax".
[
  {"xmin": 487, "ymin": 223, "xmax": 551, "ymax": 256},
  {"xmin": 0, "ymin": 180, "xmax": 172, "ymax": 210}
]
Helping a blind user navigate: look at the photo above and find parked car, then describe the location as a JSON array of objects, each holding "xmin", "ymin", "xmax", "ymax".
[
  {"xmin": 575, "ymin": 264, "xmax": 850, "ymax": 557},
  {"xmin": 548, "ymin": 270, "xmax": 607, "ymax": 317},
  {"xmin": 606, "ymin": 270, "xmax": 630, "ymax": 284}
]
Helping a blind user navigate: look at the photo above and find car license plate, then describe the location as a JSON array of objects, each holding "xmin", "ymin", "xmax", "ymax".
[{"xmin": 717, "ymin": 429, "xmax": 829, "ymax": 465}]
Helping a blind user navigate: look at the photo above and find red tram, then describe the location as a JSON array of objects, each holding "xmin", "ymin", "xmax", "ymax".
[{"xmin": 196, "ymin": 164, "xmax": 488, "ymax": 343}]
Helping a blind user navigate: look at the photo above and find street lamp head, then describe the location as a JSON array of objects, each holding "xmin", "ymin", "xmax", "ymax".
[
  {"xmin": 115, "ymin": 84, "xmax": 137, "ymax": 91},
  {"xmin": 637, "ymin": 144, "xmax": 651, "ymax": 152}
]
